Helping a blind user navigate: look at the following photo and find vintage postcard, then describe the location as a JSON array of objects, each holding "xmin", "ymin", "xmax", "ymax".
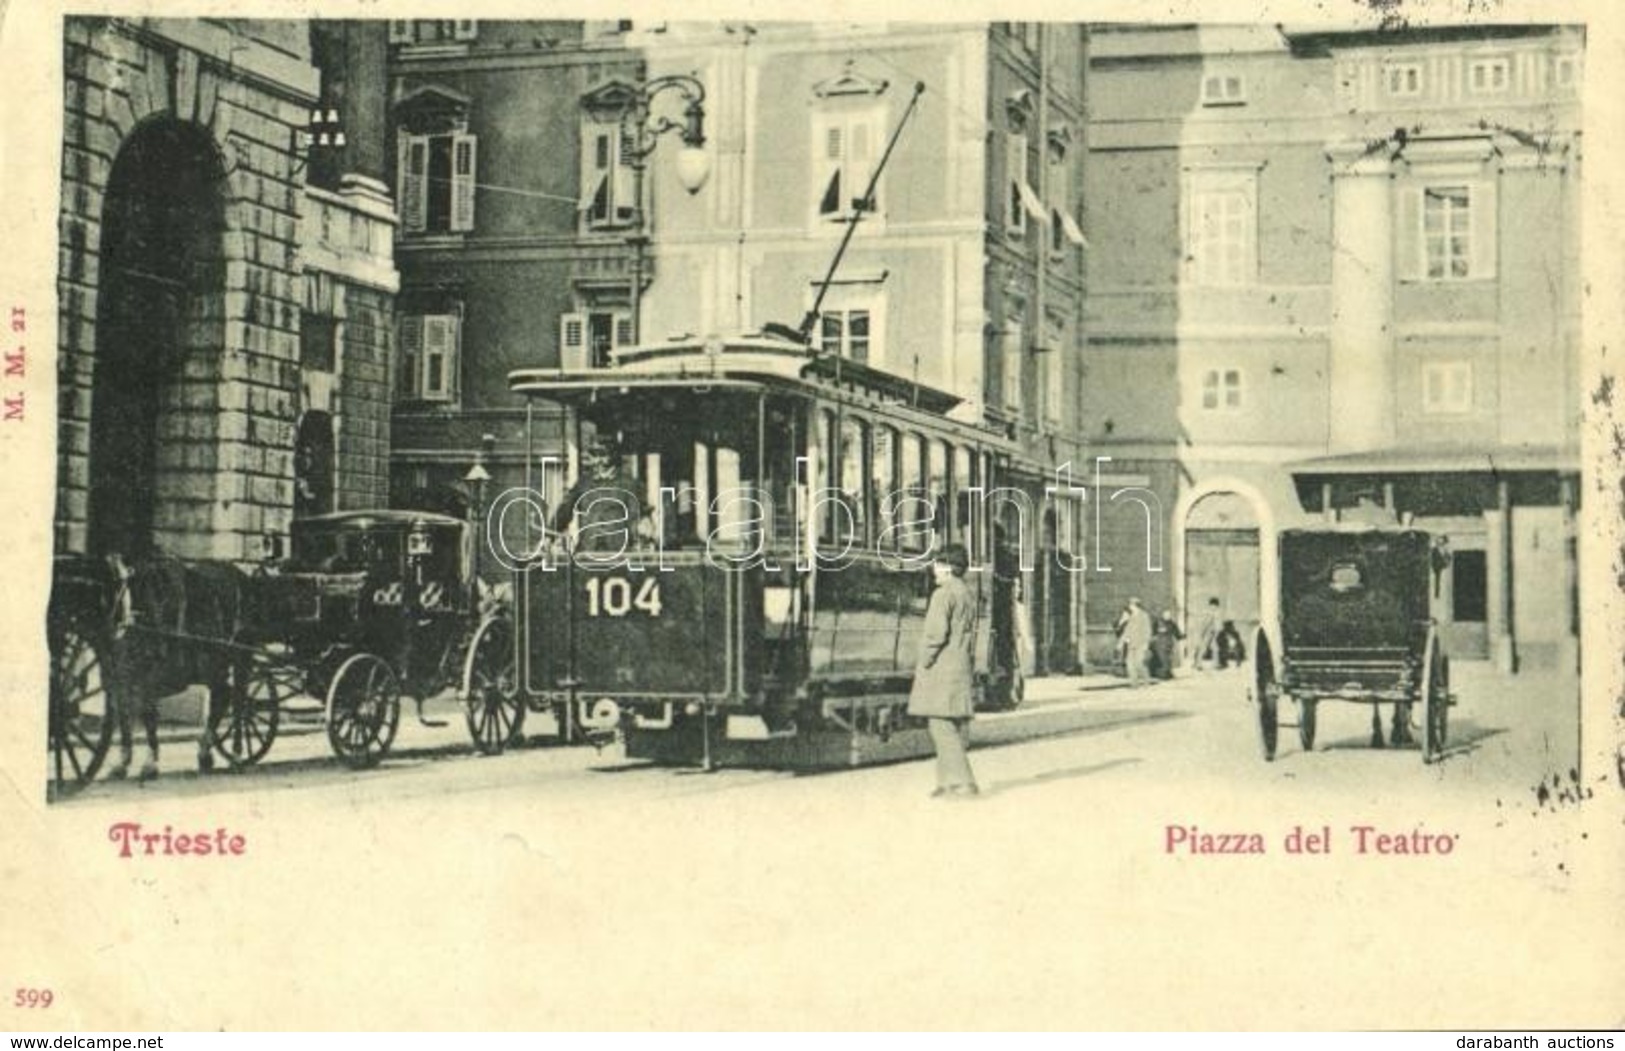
[{"xmin": 1, "ymin": 0, "xmax": 1620, "ymax": 1032}]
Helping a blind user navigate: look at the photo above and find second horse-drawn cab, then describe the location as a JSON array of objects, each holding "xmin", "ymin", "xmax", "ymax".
[{"xmin": 1252, "ymin": 526, "xmax": 1452, "ymax": 763}]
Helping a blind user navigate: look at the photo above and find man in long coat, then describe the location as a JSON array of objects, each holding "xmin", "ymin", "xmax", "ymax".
[{"xmin": 908, "ymin": 543, "xmax": 980, "ymax": 798}]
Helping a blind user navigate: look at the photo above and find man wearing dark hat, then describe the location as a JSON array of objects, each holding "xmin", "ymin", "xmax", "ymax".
[{"xmin": 908, "ymin": 543, "xmax": 980, "ymax": 798}]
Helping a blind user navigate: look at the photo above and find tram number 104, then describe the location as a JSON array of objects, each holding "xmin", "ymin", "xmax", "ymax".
[{"xmin": 583, "ymin": 576, "xmax": 664, "ymax": 618}]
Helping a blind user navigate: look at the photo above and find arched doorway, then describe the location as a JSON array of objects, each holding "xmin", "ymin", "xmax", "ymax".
[
  {"xmin": 1183, "ymin": 491, "xmax": 1261, "ymax": 655},
  {"xmin": 87, "ymin": 120, "xmax": 227, "ymax": 558}
]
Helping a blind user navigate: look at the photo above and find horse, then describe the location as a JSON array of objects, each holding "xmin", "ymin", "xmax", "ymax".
[{"xmin": 104, "ymin": 554, "xmax": 251, "ymax": 781}]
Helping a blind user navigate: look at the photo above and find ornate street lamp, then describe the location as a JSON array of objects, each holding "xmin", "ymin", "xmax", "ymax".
[{"xmin": 621, "ymin": 73, "xmax": 709, "ymax": 346}]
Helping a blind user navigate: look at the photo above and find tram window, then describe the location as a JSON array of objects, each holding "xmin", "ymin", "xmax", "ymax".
[
  {"xmin": 951, "ymin": 445, "xmax": 972, "ymax": 547},
  {"xmin": 712, "ymin": 446, "xmax": 751, "ymax": 549},
  {"xmin": 873, "ymin": 425, "xmax": 897, "ymax": 550},
  {"xmin": 763, "ymin": 401, "xmax": 799, "ymax": 547},
  {"xmin": 837, "ymin": 417, "xmax": 868, "ymax": 546},
  {"xmin": 928, "ymin": 439, "xmax": 949, "ymax": 542},
  {"xmin": 817, "ymin": 410, "xmax": 836, "ymax": 545},
  {"xmin": 895, "ymin": 431, "xmax": 928, "ymax": 553}
]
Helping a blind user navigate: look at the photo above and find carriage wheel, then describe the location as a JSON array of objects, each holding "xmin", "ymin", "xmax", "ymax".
[
  {"xmin": 1252, "ymin": 628, "xmax": 1279, "ymax": 762},
  {"xmin": 325, "ymin": 653, "xmax": 401, "ymax": 770},
  {"xmin": 1298, "ymin": 699, "xmax": 1318, "ymax": 752},
  {"xmin": 209, "ymin": 655, "xmax": 289, "ymax": 769},
  {"xmin": 463, "ymin": 616, "xmax": 523, "ymax": 756},
  {"xmin": 1421, "ymin": 630, "xmax": 1449, "ymax": 764},
  {"xmin": 48, "ymin": 622, "xmax": 113, "ymax": 794}
]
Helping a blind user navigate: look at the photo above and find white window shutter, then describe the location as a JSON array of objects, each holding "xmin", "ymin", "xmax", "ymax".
[
  {"xmin": 560, "ymin": 312, "xmax": 587, "ymax": 369},
  {"xmin": 612, "ymin": 312, "xmax": 634, "ymax": 350},
  {"xmin": 398, "ymin": 314, "xmax": 424, "ymax": 398},
  {"xmin": 453, "ymin": 20, "xmax": 478, "ymax": 41},
  {"xmin": 389, "ymin": 21, "xmax": 412, "ymax": 44},
  {"xmin": 398, "ymin": 135, "xmax": 428, "ymax": 233},
  {"xmin": 450, "ymin": 133, "xmax": 477, "ymax": 232},
  {"xmin": 1470, "ymin": 178, "xmax": 1498, "ymax": 279},
  {"xmin": 1395, "ymin": 184, "xmax": 1422, "ymax": 281}
]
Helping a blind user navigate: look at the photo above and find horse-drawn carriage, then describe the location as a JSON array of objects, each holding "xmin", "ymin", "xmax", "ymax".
[
  {"xmin": 46, "ymin": 510, "xmax": 515, "ymax": 796},
  {"xmin": 1250, "ymin": 526, "xmax": 1453, "ymax": 763}
]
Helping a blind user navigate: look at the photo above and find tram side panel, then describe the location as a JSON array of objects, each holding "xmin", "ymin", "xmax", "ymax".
[{"xmin": 525, "ymin": 558, "xmax": 757, "ymax": 723}]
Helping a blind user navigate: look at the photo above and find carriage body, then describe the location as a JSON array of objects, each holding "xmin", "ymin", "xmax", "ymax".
[
  {"xmin": 1253, "ymin": 526, "xmax": 1451, "ymax": 762},
  {"xmin": 264, "ymin": 509, "xmax": 476, "ymax": 683}
]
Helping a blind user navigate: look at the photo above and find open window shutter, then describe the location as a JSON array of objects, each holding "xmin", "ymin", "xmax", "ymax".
[
  {"xmin": 398, "ymin": 135, "xmax": 428, "ymax": 233},
  {"xmin": 559, "ymin": 312, "xmax": 587, "ymax": 369},
  {"xmin": 453, "ymin": 20, "xmax": 478, "ymax": 41},
  {"xmin": 1394, "ymin": 184, "xmax": 1422, "ymax": 281},
  {"xmin": 613, "ymin": 313, "xmax": 634, "ymax": 350},
  {"xmin": 398, "ymin": 315, "xmax": 424, "ymax": 398},
  {"xmin": 583, "ymin": 129, "xmax": 611, "ymax": 226},
  {"xmin": 1470, "ymin": 177, "xmax": 1498, "ymax": 279},
  {"xmin": 450, "ymin": 133, "xmax": 477, "ymax": 232},
  {"xmin": 389, "ymin": 21, "xmax": 412, "ymax": 44}
]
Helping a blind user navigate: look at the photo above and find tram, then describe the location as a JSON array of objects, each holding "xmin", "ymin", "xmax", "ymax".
[{"xmin": 496, "ymin": 333, "xmax": 1030, "ymax": 768}]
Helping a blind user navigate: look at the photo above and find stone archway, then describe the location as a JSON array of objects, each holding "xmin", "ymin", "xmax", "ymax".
[
  {"xmin": 87, "ymin": 119, "xmax": 227, "ymax": 559},
  {"xmin": 1183, "ymin": 490, "xmax": 1262, "ymax": 653}
]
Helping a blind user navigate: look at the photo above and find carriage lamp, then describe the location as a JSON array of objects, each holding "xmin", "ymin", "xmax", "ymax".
[{"xmin": 407, "ymin": 519, "xmax": 434, "ymax": 557}]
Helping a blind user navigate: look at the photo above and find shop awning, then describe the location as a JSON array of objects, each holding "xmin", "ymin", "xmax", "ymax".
[{"xmin": 1288, "ymin": 444, "xmax": 1581, "ymax": 477}]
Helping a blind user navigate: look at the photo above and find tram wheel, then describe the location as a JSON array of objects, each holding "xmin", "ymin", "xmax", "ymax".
[
  {"xmin": 463, "ymin": 616, "xmax": 523, "ymax": 755},
  {"xmin": 48, "ymin": 621, "xmax": 114, "ymax": 795},
  {"xmin": 1298, "ymin": 699, "xmax": 1317, "ymax": 752},
  {"xmin": 326, "ymin": 653, "xmax": 401, "ymax": 769}
]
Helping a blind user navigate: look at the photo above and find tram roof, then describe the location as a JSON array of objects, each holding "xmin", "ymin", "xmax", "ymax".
[{"xmin": 508, "ymin": 334, "xmax": 964, "ymax": 417}]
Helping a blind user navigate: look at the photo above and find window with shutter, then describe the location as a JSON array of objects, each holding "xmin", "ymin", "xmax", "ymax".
[
  {"xmin": 1410, "ymin": 181, "xmax": 1496, "ymax": 282},
  {"xmin": 581, "ymin": 121, "xmax": 637, "ymax": 231},
  {"xmin": 812, "ymin": 110, "xmax": 882, "ymax": 225},
  {"xmin": 396, "ymin": 128, "xmax": 472, "ymax": 235}
]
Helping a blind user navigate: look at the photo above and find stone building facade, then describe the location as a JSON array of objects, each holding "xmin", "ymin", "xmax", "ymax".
[
  {"xmin": 55, "ymin": 18, "xmax": 398, "ymax": 565},
  {"xmin": 1082, "ymin": 24, "xmax": 1583, "ymax": 670}
]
